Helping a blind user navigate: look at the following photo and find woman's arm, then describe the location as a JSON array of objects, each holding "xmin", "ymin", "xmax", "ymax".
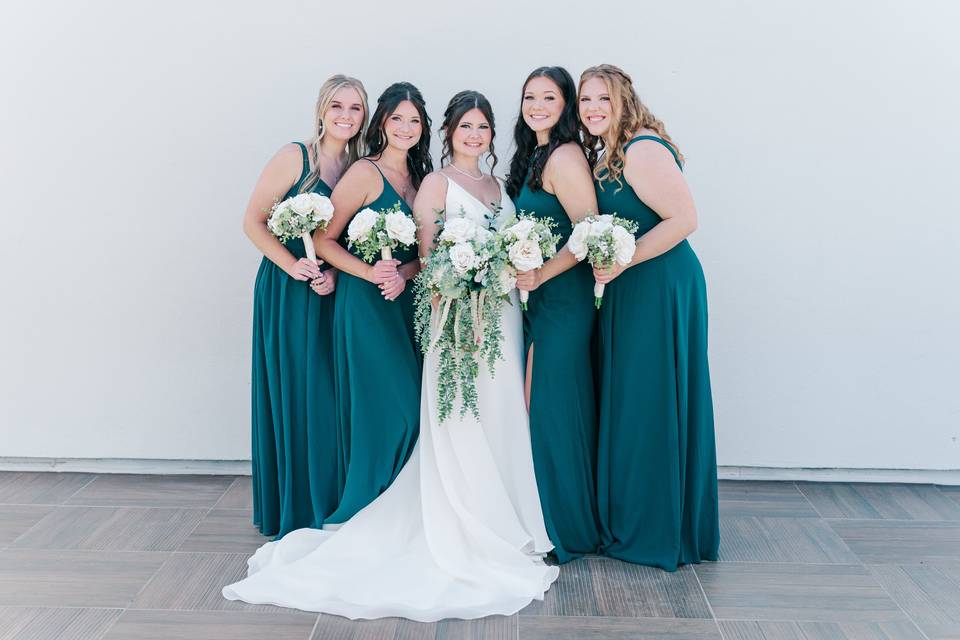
[
  {"xmin": 594, "ymin": 141, "xmax": 697, "ymax": 284},
  {"xmin": 242, "ymin": 144, "xmax": 321, "ymax": 281},
  {"xmin": 413, "ymin": 173, "xmax": 448, "ymax": 260},
  {"xmin": 316, "ymin": 162, "xmax": 391, "ymax": 280},
  {"xmin": 625, "ymin": 141, "xmax": 697, "ymax": 262},
  {"xmin": 317, "ymin": 161, "xmax": 408, "ymax": 300},
  {"xmin": 516, "ymin": 143, "xmax": 598, "ymax": 291}
]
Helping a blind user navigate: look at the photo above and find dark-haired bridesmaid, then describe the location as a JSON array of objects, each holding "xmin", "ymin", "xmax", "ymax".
[
  {"xmin": 317, "ymin": 82, "xmax": 432, "ymax": 524},
  {"xmin": 579, "ymin": 64, "xmax": 719, "ymax": 570},
  {"xmin": 509, "ymin": 66, "xmax": 602, "ymax": 563},
  {"xmin": 243, "ymin": 75, "xmax": 368, "ymax": 537}
]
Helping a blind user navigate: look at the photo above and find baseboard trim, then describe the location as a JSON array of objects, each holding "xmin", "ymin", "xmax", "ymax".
[
  {"xmin": 718, "ymin": 465, "xmax": 960, "ymax": 485},
  {"xmin": 1, "ymin": 458, "xmax": 958, "ymax": 485},
  {"xmin": 0, "ymin": 457, "xmax": 251, "ymax": 475}
]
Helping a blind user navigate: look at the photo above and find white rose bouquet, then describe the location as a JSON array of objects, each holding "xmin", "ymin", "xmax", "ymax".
[
  {"xmin": 498, "ymin": 211, "xmax": 561, "ymax": 310},
  {"xmin": 567, "ymin": 214, "xmax": 640, "ymax": 308},
  {"xmin": 266, "ymin": 192, "xmax": 335, "ymax": 264},
  {"xmin": 346, "ymin": 201, "xmax": 418, "ymax": 263},
  {"xmin": 413, "ymin": 209, "xmax": 514, "ymax": 422}
]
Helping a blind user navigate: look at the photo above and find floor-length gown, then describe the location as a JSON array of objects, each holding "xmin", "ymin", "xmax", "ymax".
[
  {"xmin": 594, "ymin": 135, "xmax": 719, "ymax": 570},
  {"xmin": 250, "ymin": 141, "xmax": 338, "ymax": 537},
  {"xmin": 324, "ymin": 160, "xmax": 421, "ymax": 525},
  {"xmin": 223, "ymin": 175, "xmax": 558, "ymax": 621},
  {"xmin": 514, "ymin": 164, "xmax": 602, "ymax": 563}
]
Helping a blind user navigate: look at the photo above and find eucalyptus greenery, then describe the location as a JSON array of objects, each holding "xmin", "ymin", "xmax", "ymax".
[{"xmin": 414, "ymin": 209, "xmax": 515, "ymax": 422}]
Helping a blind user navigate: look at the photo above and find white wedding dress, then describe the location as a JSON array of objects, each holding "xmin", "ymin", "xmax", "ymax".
[{"xmin": 223, "ymin": 175, "xmax": 558, "ymax": 621}]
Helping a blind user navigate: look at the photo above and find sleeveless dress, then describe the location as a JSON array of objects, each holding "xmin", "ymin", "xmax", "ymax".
[
  {"xmin": 323, "ymin": 160, "xmax": 421, "ymax": 525},
  {"xmin": 223, "ymin": 174, "xmax": 558, "ymax": 621},
  {"xmin": 250, "ymin": 141, "xmax": 338, "ymax": 538},
  {"xmin": 594, "ymin": 135, "xmax": 719, "ymax": 570},
  {"xmin": 514, "ymin": 166, "xmax": 602, "ymax": 563}
]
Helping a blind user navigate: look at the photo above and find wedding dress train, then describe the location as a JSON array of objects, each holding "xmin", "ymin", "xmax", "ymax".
[{"xmin": 223, "ymin": 176, "xmax": 558, "ymax": 621}]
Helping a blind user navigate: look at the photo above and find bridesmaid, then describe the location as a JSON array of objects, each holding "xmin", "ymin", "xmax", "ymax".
[
  {"xmin": 509, "ymin": 67, "xmax": 602, "ymax": 563},
  {"xmin": 317, "ymin": 82, "xmax": 432, "ymax": 525},
  {"xmin": 242, "ymin": 75, "xmax": 368, "ymax": 537},
  {"xmin": 578, "ymin": 64, "xmax": 719, "ymax": 570}
]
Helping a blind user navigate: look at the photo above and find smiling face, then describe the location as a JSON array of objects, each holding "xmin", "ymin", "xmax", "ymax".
[
  {"xmin": 449, "ymin": 108, "xmax": 492, "ymax": 159},
  {"xmin": 578, "ymin": 76, "xmax": 614, "ymax": 137},
  {"xmin": 521, "ymin": 76, "xmax": 564, "ymax": 138},
  {"xmin": 323, "ymin": 86, "xmax": 365, "ymax": 141},
  {"xmin": 382, "ymin": 100, "xmax": 423, "ymax": 151}
]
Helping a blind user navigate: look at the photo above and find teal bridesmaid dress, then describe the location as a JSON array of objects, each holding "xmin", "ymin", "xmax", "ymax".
[
  {"xmin": 594, "ymin": 136, "xmax": 719, "ymax": 570},
  {"xmin": 251, "ymin": 142, "xmax": 339, "ymax": 537},
  {"xmin": 515, "ymin": 166, "xmax": 602, "ymax": 563},
  {"xmin": 324, "ymin": 160, "xmax": 421, "ymax": 525}
]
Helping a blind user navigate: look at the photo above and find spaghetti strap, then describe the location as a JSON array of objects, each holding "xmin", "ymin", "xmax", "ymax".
[
  {"xmin": 292, "ymin": 141, "xmax": 310, "ymax": 176},
  {"xmin": 290, "ymin": 142, "xmax": 310, "ymax": 190},
  {"xmin": 362, "ymin": 158, "xmax": 387, "ymax": 180},
  {"xmin": 624, "ymin": 135, "xmax": 682, "ymax": 169}
]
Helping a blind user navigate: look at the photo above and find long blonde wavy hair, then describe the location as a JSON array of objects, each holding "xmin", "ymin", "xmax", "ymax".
[
  {"xmin": 299, "ymin": 74, "xmax": 369, "ymax": 193},
  {"xmin": 578, "ymin": 64, "xmax": 683, "ymax": 190}
]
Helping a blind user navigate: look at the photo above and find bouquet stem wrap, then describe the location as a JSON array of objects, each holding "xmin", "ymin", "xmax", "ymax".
[
  {"xmin": 519, "ymin": 290, "xmax": 530, "ymax": 309},
  {"xmin": 593, "ymin": 282, "xmax": 605, "ymax": 309},
  {"xmin": 301, "ymin": 231, "xmax": 318, "ymax": 265},
  {"xmin": 381, "ymin": 246, "xmax": 393, "ymax": 261}
]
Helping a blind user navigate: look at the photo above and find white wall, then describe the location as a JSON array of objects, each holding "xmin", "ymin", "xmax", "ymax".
[{"xmin": 1, "ymin": 0, "xmax": 957, "ymax": 470}]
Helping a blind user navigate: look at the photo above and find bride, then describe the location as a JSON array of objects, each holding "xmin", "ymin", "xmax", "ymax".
[{"xmin": 223, "ymin": 90, "xmax": 559, "ymax": 621}]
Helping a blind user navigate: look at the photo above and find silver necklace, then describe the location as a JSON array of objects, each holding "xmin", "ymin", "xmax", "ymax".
[{"xmin": 448, "ymin": 163, "xmax": 484, "ymax": 181}]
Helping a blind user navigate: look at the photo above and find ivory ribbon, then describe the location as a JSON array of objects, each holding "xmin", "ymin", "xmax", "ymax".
[{"xmin": 300, "ymin": 231, "xmax": 317, "ymax": 264}]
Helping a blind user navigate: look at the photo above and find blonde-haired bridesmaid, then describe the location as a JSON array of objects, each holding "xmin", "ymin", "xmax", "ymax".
[
  {"xmin": 578, "ymin": 64, "xmax": 719, "ymax": 570},
  {"xmin": 242, "ymin": 74, "xmax": 368, "ymax": 537}
]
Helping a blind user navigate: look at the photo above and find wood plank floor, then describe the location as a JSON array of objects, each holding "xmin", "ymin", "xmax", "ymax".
[{"xmin": 1, "ymin": 472, "xmax": 958, "ymax": 639}]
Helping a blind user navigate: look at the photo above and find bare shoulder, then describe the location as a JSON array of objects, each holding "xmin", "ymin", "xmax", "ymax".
[
  {"xmin": 547, "ymin": 142, "xmax": 590, "ymax": 173},
  {"xmin": 336, "ymin": 158, "xmax": 381, "ymax": 190},
  {"xmin": 625, "ymin": 133, "xmax": 678, "ymax": 168},
  {"xmin": 419, "ymin": 171, "xmax": 450, "ymax": 194},
  {"xmin": 265, "ymin": 142, "xmax": 304, "ymax": 173},
  {"xmin": 414, "ymin": 172, "xmax": 449, "ymax": 209}
]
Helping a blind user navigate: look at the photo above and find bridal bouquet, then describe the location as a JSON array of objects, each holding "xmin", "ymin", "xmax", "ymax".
[
  {"xmin": 568, "ymin": 214, "xmax": 639, "ymax": 308},
  {"xmin": 346, "ymin": 201, "xmax": 418, "ymax": 263},
  {"xmin": 499, "ymin": 211, "xmax": 561, "ymax": 310},
  {"xmin": 267, "ymin": 192, "xmax": 335, "ymax": 264},
  {"xmin": 414, "ymin": 211, "xmax": 514, "ymax": 421}
]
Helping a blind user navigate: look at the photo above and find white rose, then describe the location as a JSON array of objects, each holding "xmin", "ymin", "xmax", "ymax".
[
  {"xmin": 588, "ymin": 217, "xmax": 613, "ymax": 238},
  {"xmin": 611, "ymin": 225, "xmax": 636, "ymax": 265},
  {"xmin": 505, "ymin": 218, "xmax": 535, "ymax": 241},
  {"xmin": 384, "ymin": 211, "xmax": 416, "ymax": 245},
  {"xmin": 567, "ymin": 220, "xmax": 590, "ymax": 261},
  {"xmin": 449, "ymin": 242, "xmax": 479, "ymax": 275},
  {"xmin": 474, "ymin": 226, "xmax": 493, "ymax": 244},
  {"xmin": 289, "ymin": 193, "xmax": 314, "ymax": 216},
  {"xmin": 509, "ymin": 238, "xmax": 544, "ymax": 272},
  {"xmin": 439, "ymin": 217, "xmax": 476, "ymax": 244},
  {"xmin": 309, "ymin": 193, "xmax": 335, "ymax": 222},
  {"xmin": 347, "ymin": 208, "xmax": 378, "ymax": 241},
  {"xmin": 498, "ymin": 267, "xmax": 517, "ymax": 295}
]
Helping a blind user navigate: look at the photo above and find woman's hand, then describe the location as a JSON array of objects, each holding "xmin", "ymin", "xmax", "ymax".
[
  {"xmin": 310, "ymin": 269, "xmax": 337, "ymax": 296},
  {"xmin": 380, "ymin": 273, "xmax": 406, "ymax": 301},
  {"xmin": 367, "ymin": 259, "xmax": 400, "ymax": 284},
  {"xmin": 515, "ymin": 268, "xmax": 543, "ymax": 292},
  {"xmin": 593, "ymin": 262, "xmax": 628, "ymax": 285},
  {"xmin": 285, "ymin": 257, "xmax": 322, "ymax": 281}
]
